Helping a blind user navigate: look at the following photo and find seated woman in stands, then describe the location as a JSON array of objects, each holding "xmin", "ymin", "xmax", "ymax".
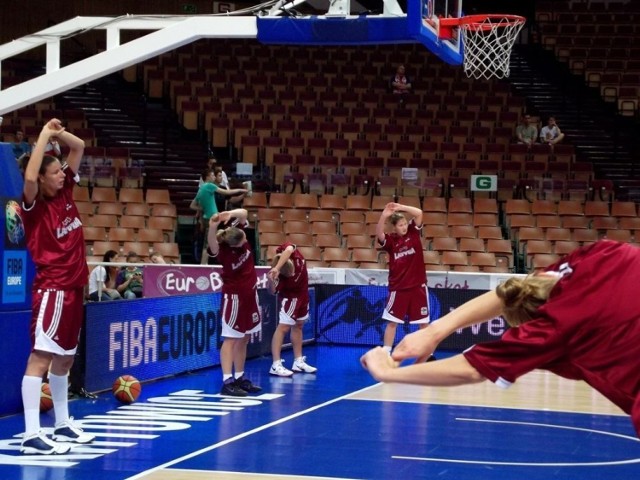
[
  {"xmin": 116, "ymin": 251, "xmax": 144, "ymax": 299},
  {"xmin": 88, "ymin": 250, "xmax": 122, "ymax": 301}
]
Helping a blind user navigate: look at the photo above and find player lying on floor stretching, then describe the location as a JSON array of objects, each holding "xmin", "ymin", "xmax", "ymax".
[{"xmin": 361, "ymin": 240, "xmax": 640, "ymax": 438}]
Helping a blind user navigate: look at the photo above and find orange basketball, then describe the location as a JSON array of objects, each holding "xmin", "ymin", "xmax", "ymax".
[
  {"xmin": 112, "ymin": 375, "xmax": 141, "ymax": 404},
  {"xmin": 40, "ymin": 382, "xmax": 53, "ymax": 413}
]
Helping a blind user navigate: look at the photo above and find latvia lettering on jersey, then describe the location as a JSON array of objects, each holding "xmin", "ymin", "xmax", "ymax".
[
  {"xmin": 215, "ymin": 223, "xmax": 257, "ymax": 293},
  {"xmin": 382, "ymin": 220, "xmax": 425, "ymax": 291},
  {"xmin": 21, "ymin": 166, "xmax": 88, "ymax": 289}
]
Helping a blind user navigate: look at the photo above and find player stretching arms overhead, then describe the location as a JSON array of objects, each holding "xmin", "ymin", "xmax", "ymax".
[
  {"xmin": 377, "ymin": 202, "xmax": 432, "ymax": 360},
  {"xmin": 19, "ymin": 119, "xmax": 95, "ymax": 455},
  {"xmin": 267, "ymin": 242, "xmax": 317, "ymax": 377},
  {"xmin": 362, "ymin": 240, "xmax": 640, "ymax": 438},
  {"xmin": 207, "ymin": 209, "xmax": 262, "ymax": 396}
]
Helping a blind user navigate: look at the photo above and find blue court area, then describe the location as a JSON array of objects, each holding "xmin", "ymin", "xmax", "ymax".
[{"xmin": 1, "ymin": 346, "xmax": 639, "ymax": 480}]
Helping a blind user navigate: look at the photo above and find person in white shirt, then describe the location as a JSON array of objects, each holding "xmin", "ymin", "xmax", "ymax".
[
  {"xmin": 539, "ymin": 116, "xmax": 565, "ymax": 146},
  {"xmin": 88, "ymin": 250, "xmax": 122, "ymax": 301}
]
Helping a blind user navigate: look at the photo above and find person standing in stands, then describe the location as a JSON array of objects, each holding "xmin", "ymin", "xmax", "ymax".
[
  {"xmin": 207, "ymin": 208, "xmax": 263, "ymax": 396},
  {"xmin": 377, "ymin": 202, "xmax": 432, "ymax": 361},
  {"xmin": 12, "ymin": 129, "xmax": 32, "ymax": 160},
  {"xmin": 19, "ymin": 118, "xmax": 95, "ymax": 454},
  {"xmin": 267, "ymin": 242, "xmax": 317, "ymax": 377},
  {"xmin": 191, "ymin": 168, "xmax": 248, "ymax": 264}
]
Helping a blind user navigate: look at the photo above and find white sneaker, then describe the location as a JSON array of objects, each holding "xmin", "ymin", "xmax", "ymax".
[
  {"xmin": 21, "ymin": 431, "xmax": 71, "ymax": 455},
  {"xmin": 52, "ymin": 417, "xmax": 95, "ymax": 444},
  {"xmin": 269, "ymin": 360, "xmax": 294, "ymax": 377},
  {"xmin": 292, "ymin": 357, "xmax": 317, "ymax": 374}
]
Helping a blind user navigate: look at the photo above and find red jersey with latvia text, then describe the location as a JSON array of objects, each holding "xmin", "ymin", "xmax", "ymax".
[
  {"xmin": 274, "ymin": 242, "xmax": 309, "ymax": 298},
  {"xmin": 379, "ymin": 220, "xmax": 426, "ymax": 291},
  {"xmin": 21, "ymin": 165, "xmax": 88, "ymax": 289},
  {"xmin": 464, "ymin": 241, "xmax": 640, "ymax": 432},
  {"xmin": 212, "ymin": 221, "xmax": 257, "ymax": 294}
]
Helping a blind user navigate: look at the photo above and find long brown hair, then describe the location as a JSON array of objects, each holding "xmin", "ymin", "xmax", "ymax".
[{"xmin": 496, "ymin": 275, "xmax": 560, "ymax": 327}]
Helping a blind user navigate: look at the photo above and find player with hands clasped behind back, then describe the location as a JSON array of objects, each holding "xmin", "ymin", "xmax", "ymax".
[
  {"xmin": 207, "ymin": 209, "xmax": 263, "ymax": 396},
  {"xmin": 267, "ymin": 242, "xmax": 317, "ymax": 377},
  {"xmin": 377, "ymin": 202, "xmax": 432, "ymax": 361},
  {"xmin": 19, "ymin": 119, "xmax": 95, "ymax": 454},
  {"xmin": 361, "ymin": 240, "xmax": 640, "ymax": 438}
]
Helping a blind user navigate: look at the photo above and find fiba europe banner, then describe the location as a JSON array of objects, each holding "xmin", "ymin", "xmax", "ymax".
[
  {"xmin": 83, "ymin": 290, "xmax": 279, "ymax": 391},
  {"xmin": 143, "ymin": 264, "xmax": 271, "ymax": 297},
  {"xmin": 315, "ymin": 285, "xmax": 507, "ymax": 350},
  {"xmin": 2, "ymin": 198, "xmax": 29, "ymax": 305}
]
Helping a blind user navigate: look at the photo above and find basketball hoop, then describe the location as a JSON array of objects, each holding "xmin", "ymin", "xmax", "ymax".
[{"xmin": 439, "ymin": 14, "xmax": 526, "ymax": 80}]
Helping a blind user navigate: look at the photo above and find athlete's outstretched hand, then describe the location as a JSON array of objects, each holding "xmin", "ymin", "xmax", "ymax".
[
  {"xmin": 391, "ymin": 325, "xmax": 438, "ymax": 362},
  {"xmin": 360, "ymin": 346, "xmax": 399, "ymax": 382}
]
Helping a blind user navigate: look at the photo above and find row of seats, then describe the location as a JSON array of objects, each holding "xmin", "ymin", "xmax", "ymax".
[
  {"xmin": 73, "ymin": 186, "xmax": 171, "ymax": 205},
  {"xmin": 537, "ymin": 2, "xmax": 640, "ymax": 114},
  {"xmin": 245, "ymin": 193, "xmax": 631, "ymax": 215},
  {"xmin": 88, "ymin": 240, "xmax": 180, "ymax": 263},
  {"xmin": 236, "ymin": 135, "xmax": 575, "ymax": 165},
  {"xmin": 262, "ymin": 244, "xmax": 511, "ymax": 273},
  {"xmin": 77, "ymin": 202, "xmax": 176, "ymax": 218},
  {"xmin": 0, "ymin": 107, "xmax": 88, "ymax": 131}
]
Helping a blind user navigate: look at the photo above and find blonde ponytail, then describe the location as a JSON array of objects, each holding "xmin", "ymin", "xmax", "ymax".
[{"xmin": 496, "ymin": 275, "xmax": 560, "ymax": 327}]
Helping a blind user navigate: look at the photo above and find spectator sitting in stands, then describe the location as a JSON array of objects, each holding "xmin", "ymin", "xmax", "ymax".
[
  {"xmin": 540, "ymin": 116, "xmax": 565, "ymax": 147},
  {"xmin": 149, "ymin": 252, "xmax": 166, "ymax": 264},
  {"xmin": 390, "ymin": 65, "xmax": 412, "ymax": 102},
  {"xmin": 12, "ymin": 130, "xmax": 32, "ymax": 160},
  {"xmin": 43, "ymin": 137, "xmax": 62, "ymax": 158},
  {"xmin": 88, "ymin": 250, "xmax": 122, "ymax": 301},
  {"xmin": 516, "ymin": 114, "xmax": 537, "ymax": 147},
  {"xmin": 116, "ymin": 251, "xmax": 144, "ymax": 299}
]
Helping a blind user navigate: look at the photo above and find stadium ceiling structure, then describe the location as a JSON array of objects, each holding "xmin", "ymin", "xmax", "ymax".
[{"xmin": 0, "ymin": 0, "xmax": 406, "ymax": 115}]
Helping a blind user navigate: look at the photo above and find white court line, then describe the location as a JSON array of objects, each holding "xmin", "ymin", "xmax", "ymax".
[
  {"xmin": 164, "ymin": 468, "xmax": 361, "ymax": 479},
  {"xmin": 392, "ymin": 418, "xmax": 640, "ymax": 467},
  {"xmin": 350, "ymin": 394, "xmax": 629, "ymax": 417},
  {"xmin": 125, "ymin": 383, "xmax": 381, "ymax": 480}
]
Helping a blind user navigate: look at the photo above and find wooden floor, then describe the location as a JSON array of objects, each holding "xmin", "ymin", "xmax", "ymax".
[
  {"xmin": 354, "ymin": 369, "xmax": 626, "ymax": 415},
  {"xmin": 0, "ymin": 346, "xmax": 638, "ymax": 480}
]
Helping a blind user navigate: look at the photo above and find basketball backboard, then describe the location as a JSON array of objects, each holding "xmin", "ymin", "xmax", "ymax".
[{"xmin": 407, "ymin": 0, "xmax": 464, "ymax": 65}]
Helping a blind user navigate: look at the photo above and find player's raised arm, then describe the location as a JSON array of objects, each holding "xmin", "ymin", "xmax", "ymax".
[
  {"xmin": 376, "ymin": 203, "xmax": 395, "ymax": 244},
  {"xmin": 269, "ymin": 245, "xmax": 295, "ymax": 281},
  {"xmin": 394, "ymin": 202, "xmax": 423, "ymax": 227},
  {"xmin": 56, "ymin": 123, "xmax": 85, "ymax": 175},
  {"xmin": 206, "ymin": 214, "xmax": 222, "ymax": 256},
  {"xmin": 23, "ymin": 120, "xmax": 65, "ymax": 204}
]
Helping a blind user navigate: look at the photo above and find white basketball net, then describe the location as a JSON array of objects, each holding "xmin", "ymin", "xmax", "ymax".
[{"xmin": 459, "ymin": 15, "xmax": 526, "ymax": 80}]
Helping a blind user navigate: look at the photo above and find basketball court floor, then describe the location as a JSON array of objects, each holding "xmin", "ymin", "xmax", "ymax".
[{"xmin": 0, "ymin": 345, "xmax": 638, "ymax": 480}]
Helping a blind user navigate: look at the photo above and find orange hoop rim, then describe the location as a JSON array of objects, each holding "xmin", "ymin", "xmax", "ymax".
[{"xmin": 439, "ymin": 13, "xmax": 526, "ymax": 31}]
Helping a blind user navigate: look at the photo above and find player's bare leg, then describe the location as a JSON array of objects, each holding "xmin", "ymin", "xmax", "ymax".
[{"xmin": 383, "ymin": 321, "xmax": 398, "ymax": 352}]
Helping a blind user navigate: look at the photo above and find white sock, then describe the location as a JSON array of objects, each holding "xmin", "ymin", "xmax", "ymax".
[
  {"xmin": 48, "ymin": 373, "xmax": 69, "ymax": 425},
  {"xmin": 234, "ymin": 371, "xmax": 244, "ymax": 380},
  {"xmin": 294, "ymin": 357, "xmax": 304, "ymax": 363},
  {"xmin": 223, "ymin": 374, "xmax": 233, "ymax": 382},
  {"xmin": 22, "ymin": 376, "xmax": 42, "ymax": 436}
]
